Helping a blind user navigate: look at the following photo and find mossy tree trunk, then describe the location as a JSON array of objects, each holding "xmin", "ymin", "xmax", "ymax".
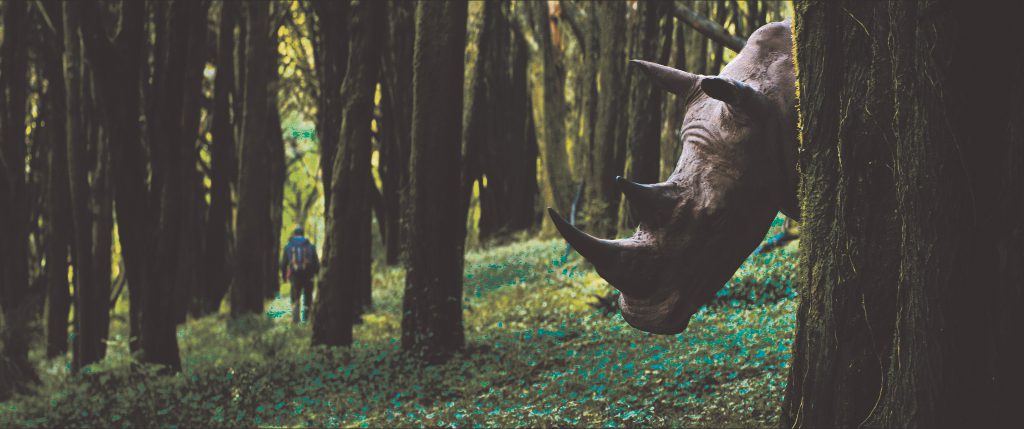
[
  {"xmin": 401, "ymin": 1, "xmax": 468, "ymax": 363},
  {"xmin": 784, "ymin": 2, "xmax": 1024, "ymax": 427},
  {"xmin": 311, "ymin": 0, "xmax": 382, "ymax": 347},
  {"xmin": 518, "ymin": 0, "xmax": 573, "ymax": 234}
]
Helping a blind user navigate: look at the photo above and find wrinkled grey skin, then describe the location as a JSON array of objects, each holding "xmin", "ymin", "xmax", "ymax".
[{"xmin": 548, "ymin": 21, "xmax": 797, "ymax": 334}]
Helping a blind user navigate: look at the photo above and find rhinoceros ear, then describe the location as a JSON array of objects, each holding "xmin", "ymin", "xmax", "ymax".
[
  {"xmin": 700, "ymin": 77, "xmax": 760, "ymax": 107},
  {"xmin": 630, "ymin": 60, "xmax": 700, "ymax": 96}
]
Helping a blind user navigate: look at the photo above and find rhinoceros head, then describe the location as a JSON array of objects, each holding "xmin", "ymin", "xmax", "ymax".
[{"xmin": 548, "ymin": 22, "xmax": 798, "ymax": 334}]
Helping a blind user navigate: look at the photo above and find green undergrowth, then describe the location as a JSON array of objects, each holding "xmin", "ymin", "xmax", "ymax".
[{"xmin": 1, "ymin": 216, "xmax": 798, "ymax": 428}]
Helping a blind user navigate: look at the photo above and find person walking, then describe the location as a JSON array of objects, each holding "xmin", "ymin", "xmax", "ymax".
[{"xmin": 281, "ymin": 226, "xmax": 319, "ymax": 323}]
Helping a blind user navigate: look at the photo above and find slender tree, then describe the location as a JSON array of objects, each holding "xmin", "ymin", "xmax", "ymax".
[
  {"xmin": 0, "ymin": 0, "xmax": 38, "ymax": 399},
  {"xmin": 463, "ymin": 2, "xmax": 538, "ymax": 243},
  {"xmin": 198, "ymin": 0, "xmax": 239, "ymax": 316},
  {"xmin": 232, "ymin": 1, "xmax": 272, "ymax": 317},
  {"xmin": 784, "ymin": 2, "xmax": 1024, "ymax": 427},
  {"xmin": 401, "ymin": 0, "xmax": 468, "ymax": 362},
  {"xmin": 518, "ymin": 0, "xmax": 573, "ymax": 233},
  {"xmin": 619, "ymin": 0, "xmax": 672, "ymax": 232},
  {"xmin": 379, "ymin": 1, "xmax": 414, "ymax": 265},
  {"xmin": 62, "ymin": 1, "xmax": 116, "ymax": 372},
  {"xmin": 311, "ymin": 0, "xmax": 382, "ymax": 346},
  {"xmin": 579, "ymin": 1, "xmax": 627, "ymax": 238},
  {"xmin": 266, "ymin": 11, "xmax": 286, "ymax": 301},
  {"xmin": 38, "ymin": 0, "xmax": 73, "ymax": 360},
  {"xmin": 138, "ymin": 0, "xmax": 209, "ymax": 371}
]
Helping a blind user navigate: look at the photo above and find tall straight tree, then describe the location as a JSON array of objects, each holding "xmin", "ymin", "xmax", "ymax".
[
  {"xmin": 78, "ymin": 0, "xmax": 147, "ymax": 354},
  {"xmin": 40, "ymin": 1, "xmax": 72, "ymax": 359},
  {"xmin": 266, "ymin": 11, "xmax": 286, "ymax": 301},
  {"xmin": 580, "ymin": 1, "xmax": 627, "ymax": 238},
  {"xmin": 307, "ymin": 0, "xmax": 350, "ymax": 284},
  {"xmin": 462, "ymin": 1, "xmax": 538, "ymax": 243},
  {"xmin": 198, "ymin": 0, "xmax": 239, "ymax": 316},
  {"xmin": 518, "ymin": 0, "xmax": 572, "ymax": 234},
  {"xmin": 171, "ymin": 0, "xmax": 212, "ymax": 324},
  {"xmin": 378, "ymin": 1, "xmax": 414, "ymax": 265},
  {"xmin": 401, "ymin": 0, "xmax": 468, "ymax": 363},
  {"xmin": 232, "ymin": 1, "xmax": 272, "ymax": 317},
  {"xmin": 784, "ymin": 1, "xmax": 1024, "ymax": 427},
  {"xmin": 137, "ymin": 0, "xmax": 210, "ymax": 370},
  {"xmin": 0, "ymin": 0, "xmax": 37, "ymax": 399},
  {"xmin": 312, "ymin": 0, "xmax": 382, "ymax": 346},
  {"xmin": 63, "ymin": 1, "xmax": 115, "ymax": 372},
  {"xmin": 619, "ymin": 0, "xmax": 672, "ymax": 232}
]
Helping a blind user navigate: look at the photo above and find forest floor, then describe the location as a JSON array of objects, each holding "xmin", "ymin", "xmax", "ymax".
[{"xmin": 1, "ymin": 217, "xmax": 798, "ymax": 428}]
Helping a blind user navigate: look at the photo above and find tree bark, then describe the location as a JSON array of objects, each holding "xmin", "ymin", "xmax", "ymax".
[
  {"xmin": 232, "ymin": 1, "xmax": 271, "ymax": 318},
  {"xmin": 199, "ymin": 0, "xmax": 238, "ymax": 316},
  {"xmin": 620, "ymin": 0, "xmax": 672, "ymax": 232},
  {"xmin": 379, "ymin": 1, "xmax": 414, "ymax": 265},
  {"xmin": 0, "ymin": 0, "xmax": 38, "ymax": 399},
  {"xmin": 401, "ymin": 0, "xmax": 468, "ymax": 363},
  {"xmin": 579, "ymin": 1, "xmax": 627, "ymax": 238},
  {"xmin": 266, "ymin": 20, "xmax": 285, "ymax": 301},
  {"xmin": 37, "ymin": 0, "xmax": 72, "ymax": 360},
  {"xmin": 784, "ymin": 2, "xmax": 1024, "ymax": 427},
  {"xmin": 463, "ymin": 2, "xmax": 538, "ymax": 243},
  {"xmin": 172, "ymin": 0, "xmax": 211, "ymax": 324},
  {"xmin": 519, "ymin": 0, "xmax": 573, "ymax": 234},
  {"xmin": 311, "ymin": 0, "xmax": 382, "ymax": 346},
  {"xmin": 136, "ymin": 0, "xmax": 208, "ymax": 371},
  {"xmin": 61, "ymin": 2, "xmax": 115, "ymax": 372}
]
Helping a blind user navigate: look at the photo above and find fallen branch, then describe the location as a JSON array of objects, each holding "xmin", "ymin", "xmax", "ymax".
[{"xmin": 670, "ymin": 1, "xmax": 746, "ymax": 53}]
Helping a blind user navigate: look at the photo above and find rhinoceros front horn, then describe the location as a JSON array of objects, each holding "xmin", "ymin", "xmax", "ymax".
[
  {"xmin": 630, "ymin": 59, "xmax": 700, "ymax": 96},
  {"xmin": 547, "ymin": 208, "xmax": 652, "ymax": 297},
  {"xmin": 547, "ymin": 208, "xmax": 620, "ymax": 267}
]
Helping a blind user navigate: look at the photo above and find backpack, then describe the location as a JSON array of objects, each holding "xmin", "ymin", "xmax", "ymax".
[{"xmin": 288, "ymin": 239, "xmax": 315, "ymax": 275}]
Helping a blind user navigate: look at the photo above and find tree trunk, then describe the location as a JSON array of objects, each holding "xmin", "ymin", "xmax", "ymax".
[
  {"xmin": 580, "ymin": 1, "xmax": 627, "ymax": 238},
  {"xmin": 37, "ymin": 0, "xmax": 72, "ymax": 360},
  {"xmin": 379, "ymin": 1, "xmax": 414, "ymax": 265},
  {"xmin": 232, "ymin": 1, "xmax": 271, "ymax": 318},
  {"xmin": 311, "ymin": 0, "xmax": 382, "ymax": 346},
  {"xmin": 0, "ymin": 0, "xmax": 38, "ymax": 400},
  {"xmin": 199, "ymin": 0, "xmax": 238, "ymax": 316},
  {"xmin": 619, "ymin": 1, "xmax": 672, "ymax": 232},
  {"xmin": 660, "ymin": 19, "xmax": 685, "ymax": 180},
  {"xmin": 172, "ymin": 0, "xmax": 211, "ymax": 324},
  {"xmin": 463, "ymin": 2, "xmax": 538, "ymax": 243},
  {"xmin": 266, "ymin": 25, "xmax": 285, "ymax": 301},
  {"xmin": 401, "ymin": 0, "xmax": 468, "ymax": 363},
  {"xmin": 783, "ymin": 2, "xmax": 1024, "ymax": 427},
  {"xmin": 62, "ymin": 2, "xmax": 115, "ymax": 372},
  {"xmin": 136, "ymin": 0, "xmax": 208, "ymax": 371},
  {"xmin": 519, "ymin": 0, "xmax": 573, "ymax": 234}
]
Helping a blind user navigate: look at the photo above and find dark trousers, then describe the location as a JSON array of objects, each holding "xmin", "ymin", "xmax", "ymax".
[{"xmin": 290, "ymin": 273, "xmax": 314, "ymax": 323}]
